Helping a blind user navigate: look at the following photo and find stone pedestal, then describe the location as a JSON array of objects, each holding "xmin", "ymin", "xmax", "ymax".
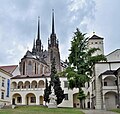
[
  {"xmin": 12, "ymin": 105, "xmax": 16, "ymax": 109},
  {"xmin": 48, "ymin": 86, "xmax": 57, "ymax": 108}
]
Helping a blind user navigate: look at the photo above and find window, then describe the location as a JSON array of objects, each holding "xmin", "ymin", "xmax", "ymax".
[
  {"xmin": 64, "ymin": 81, "xmax": 68, "ymax": 88},
  {"xmin": 17, "ymin": 97, "xmax": 22, "ymax": 103},
  {"xmin": 2, "ymin": 79, "xmax": 5, "ymax": 87},
  {"xmin": 1, "ymin": 92, "xmax": 4, "ymax": 99},
  {"xmin": 31, "ymin": 97, "xmax": 36, "ymax": 103},
  {"xmin": 104, "ymin": 82, "xmax": 107, "ymax": 86},
  {"xmin": 64, "ymin": 94, "xmax": 68, "ymax": 100},
  {"xmin": 95, "ymin": 42, "xmax": 97, "ymax": 44}
]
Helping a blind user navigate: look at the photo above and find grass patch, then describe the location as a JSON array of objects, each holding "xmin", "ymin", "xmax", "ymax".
[
  {"xmin": 0, "ymin": 106, "xmax": 84, "ymax": 114},
  {"xmin": 111, "ymin": 108, "xmax": 120, "ymax": 113}
]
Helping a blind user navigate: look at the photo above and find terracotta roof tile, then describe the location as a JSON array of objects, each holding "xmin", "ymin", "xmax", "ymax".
[{"xmin": 0, "ymin": 65, "xmax": 18, "ymax": 74}]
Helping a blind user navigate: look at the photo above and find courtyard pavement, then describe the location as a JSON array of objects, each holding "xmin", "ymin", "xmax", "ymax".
[{"xmin": 81, "ymin": 109, "xmax": 119, "ymax": 114}]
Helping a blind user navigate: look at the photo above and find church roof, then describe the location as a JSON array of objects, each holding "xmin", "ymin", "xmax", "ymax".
[
  {"xmin": 0, "ymin": 65, "xmax": 18, "ymax": 74},
  {"xmin": 23, "ymin": 50, "xmax": 48, "ymax": 65},
  {"xmin": 89, "ymin": 35, "xmax": 103, "ymax": 40}
]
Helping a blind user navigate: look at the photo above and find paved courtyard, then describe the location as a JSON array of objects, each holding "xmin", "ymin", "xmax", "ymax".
[{"xmin": 81, "ymin": 109, "xmax": 118, "ymax": 114}]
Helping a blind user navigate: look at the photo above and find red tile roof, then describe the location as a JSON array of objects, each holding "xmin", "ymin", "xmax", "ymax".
[{"xmin": 0, "ymin": 65, "xmax": 18, "ymax": 74}]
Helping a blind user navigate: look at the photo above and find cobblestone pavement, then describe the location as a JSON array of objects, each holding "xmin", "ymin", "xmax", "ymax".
[{"xmin": 81, "ymin": 109, "xmax": 119, "ymax": 114}]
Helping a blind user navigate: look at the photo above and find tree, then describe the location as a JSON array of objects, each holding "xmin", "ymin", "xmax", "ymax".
[
  {"xmin": 64, "ymin": 28, "xmax": 106, "ymax": 108},
  {"xmin": 44, "ymin": 79, "xmax": 51, "ymax": 105},
  {"xmin": 54, "ymin": 75, "xmax": 64, "ymax": 105},
  {"xmin": 44, "ymin": 58, "xmax": 64, "ymax": 105}
]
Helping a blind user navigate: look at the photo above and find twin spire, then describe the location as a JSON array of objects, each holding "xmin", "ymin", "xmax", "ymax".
[{"xmin": 32, "ymin": 9, "xmax": 57, "ymax": 54}]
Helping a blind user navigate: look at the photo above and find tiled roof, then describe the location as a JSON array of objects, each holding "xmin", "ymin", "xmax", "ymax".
[
  {"xmin": 89, "ymin": 35, "xmax": 103, "ymax": 40},
  {"xmin": 0, "ymin": 65, "xmax": 18, "ymax": 74}
]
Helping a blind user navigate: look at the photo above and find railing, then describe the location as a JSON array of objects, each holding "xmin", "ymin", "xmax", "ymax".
[
  {"xmin": 11, "ymin": 88, "xmax": 45, "ymax": 92},
  {"xmin": 102, "ymin": 86, "xmax": 117, "ymax": 90}
]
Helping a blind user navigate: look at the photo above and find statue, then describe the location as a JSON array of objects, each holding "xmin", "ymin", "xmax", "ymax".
[{"xmin": 48, "ymin": 86, "xmax": 57, "ymax": 108}]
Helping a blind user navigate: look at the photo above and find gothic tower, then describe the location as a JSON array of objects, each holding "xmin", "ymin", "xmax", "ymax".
[{"xmin": 48, "ymin": 9, "xmax": 61, "ymax": 72}]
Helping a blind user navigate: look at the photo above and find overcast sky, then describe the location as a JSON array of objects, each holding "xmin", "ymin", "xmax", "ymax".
[{"xmin": 0, "ymin": 0, "xmax": 120, "ymax": 65}]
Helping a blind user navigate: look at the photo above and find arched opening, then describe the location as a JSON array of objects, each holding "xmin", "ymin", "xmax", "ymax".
[
  {"xmin": 40, "ymin": 96, "xmax": 43, "ymax": 105},
  {"xmin": 38, "ymin": 80, "xmax": 44, "ymax": 88},
  {"xmin": 73, "ymin": 93, "xmax": 80, "ymax": 108},
  {"xmin": 12, "ymin": 93, "xmax": 22, "ymax": 105},
  {"xmin": 104, "ymin": 76, "xmax": 116, "ymax": 86},
  {"xmin": 104, "ymin": 91, "xmax": 117, "ymax": 110},
  {"xmin": 11, "ymin": 82, "xmax": 17, "ymax": 89},
  {"xmin": 26, "ymin": 93, "xmax": 36, "ymax": 105},
  {"xmin": 24, "ymin": 81, "xmax": 30, "ymax": 89},
  {"xmin": 31, "ymin": 81, "xmax": 37, "ymax": 88},
  {"xmin": 18, "ymin": 81, "xmax": 23, "ymax": 89}
]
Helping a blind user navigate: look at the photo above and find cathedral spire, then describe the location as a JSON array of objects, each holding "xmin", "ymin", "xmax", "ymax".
[
  {"xmin": 36, "ymin": 16, "xmax": 42, "ymax": 53},
  {"xmin": 32, "ymin": 38, "xmax": 36, "ymax": 54},
  {"xmin": 37, "ymin": 16, "xmax": 40, "ymax": 40},
  {"xmin": 52, "ymin": 9, "xmax": 55, "ymax": 34}
]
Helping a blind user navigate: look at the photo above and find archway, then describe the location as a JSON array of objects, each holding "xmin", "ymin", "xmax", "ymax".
[
  {"xmin": 11, "ymin": 82, "xmax": 17, "ymax": 89},
  {"xmin": 26, "ymin": 93, "xmax": 36, "ymax": 105},
  {"xmin": 38, "ymin": 80, "xmax": 44, "ymax": 88},
  {"xmin": 73, "ymin": 93, "xmax": 79, "ymax": 108},
  {"xmin": 12, "ymin": 93, "xmax": 22, "ymax": 105},
  {"xmin": 24, "ymin": 81, "xmax": 30, "ymax": 89},
  {"xmin": 104, "ymin": 91, "xmax": 117, "ymax": 110},
  {"xmin": 18, "ymin": 81, "xmax": 23, "ymax": 89},
  {"xmin": 40, "ymin": 96, "xmax": 43, "ymax": 105},
  {"xmin": 31, "ymin": 81, "xmax": 37, "ymax": 88}
]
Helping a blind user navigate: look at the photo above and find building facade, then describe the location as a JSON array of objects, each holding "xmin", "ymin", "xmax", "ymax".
[
  {"xmin": 84, "ymin": 34, "xmax": 120, "ymax": 110},
  {"xmin": 0, "ymin": 68, "xmax": 11, "ymax": 108}
]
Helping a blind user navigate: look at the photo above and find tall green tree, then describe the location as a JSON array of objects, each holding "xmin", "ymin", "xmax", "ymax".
[
  {"xmin": 65, "ymin": 28, "xmax": 106, "ymax": 108},
  {"xmin": 44, "ymin": 58, "xmax": 64, "ymax": 105},
  {"xmin": 44, "ymin": 79, "xmax": 51, "ymax": 104}
]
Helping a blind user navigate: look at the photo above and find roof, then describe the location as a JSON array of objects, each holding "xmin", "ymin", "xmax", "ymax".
[
  {"xmin": 11, "ymin": 74, "xmax": 51, "ymax": 79},
  {"xmin": 101, "ymin": 70, "xmax": 115, "ymax": 75},
  {"xmin": 0, "ymin": 65, "xmax": 18, "ymax": 74},
  {"xmin": 0, "ymin": 68, "xmax": 12, "ymax": 76},
  {"xmin": 106, "ymin": 49, "xmax": 120, "ymax": 57},
  {"xmin": 89, "ymin": 35, "xmax": 103, "ymax": 40}
]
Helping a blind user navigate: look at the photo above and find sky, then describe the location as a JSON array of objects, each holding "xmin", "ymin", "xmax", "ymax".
[{"xmin": 0, "ymin": 0, "xmax": 120, "ymax": 65}]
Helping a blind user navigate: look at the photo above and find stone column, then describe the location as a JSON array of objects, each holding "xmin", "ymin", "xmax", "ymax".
[
  {"xmin": 36, "ymin": 95, "xmax": 39, "ymax": 105},
  {"xmin": 22, "ymin": 94, "xmax": 26, "ymax": 105}
]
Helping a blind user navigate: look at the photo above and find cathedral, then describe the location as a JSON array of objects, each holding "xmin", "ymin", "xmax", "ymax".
[{"xmin": 20, "ymin": 10, "xmax": 61, "ymax": 77}]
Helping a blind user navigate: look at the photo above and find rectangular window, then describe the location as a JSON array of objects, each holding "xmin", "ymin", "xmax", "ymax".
[
  {"xmin": 31, "ymin": 97, "xmax": 36, "ymax": 103},
  {"xmin": 1, "ymin": 92, "xmax": 4, "ymax": 99},
  {"xmin": 64, "ymin": 94, "xmax": 68, "ymax": 100},
  {"xmin": 64, "ymin": 81, "xmax": 68, "ymax": 88},
  {"xmin": 2, "ymin": 79, "xmax": 5, "ymax": 87},
  {"xmin": 17, "ymin": 97, "xmax": 22, "ymax": 103}
]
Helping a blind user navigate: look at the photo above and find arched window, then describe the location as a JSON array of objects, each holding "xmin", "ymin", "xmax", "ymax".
[
  {"xmin": 27, "ymin": 61, "xmax": 32, "ymax": 75},
  {"xmin": 35, "ymin": 63, "xmax": 37, "ymax": 74}
]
